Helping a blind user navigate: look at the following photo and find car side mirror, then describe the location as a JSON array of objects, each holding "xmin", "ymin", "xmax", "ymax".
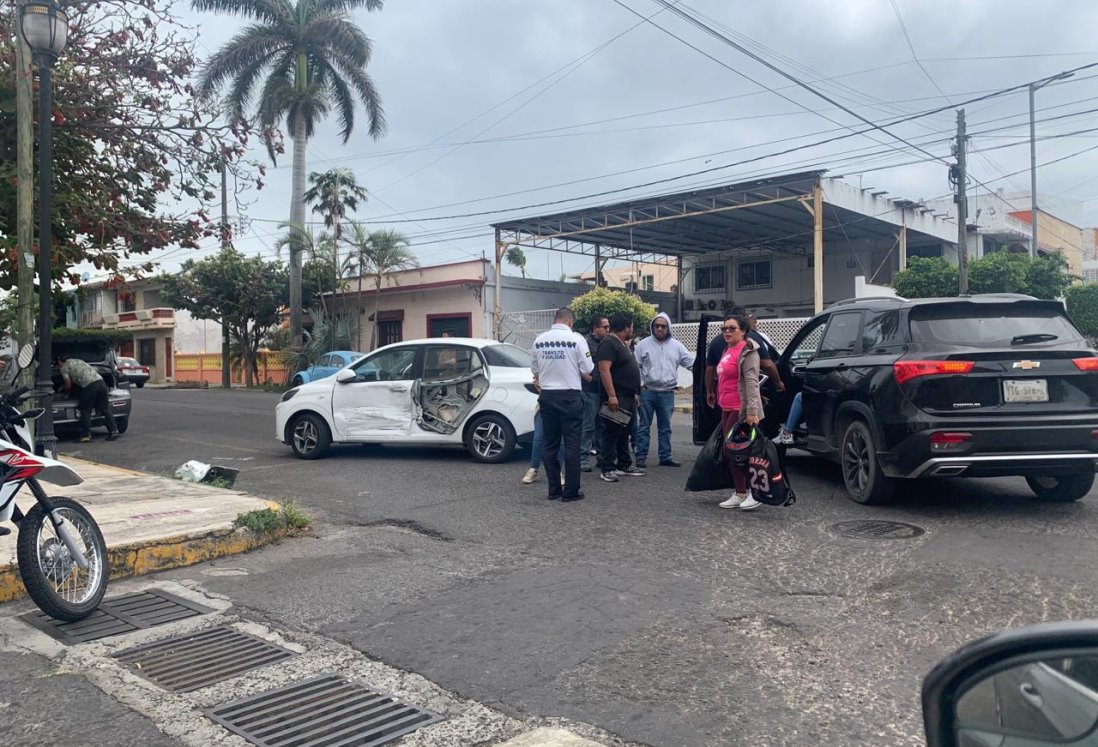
[
  {"xmin": 335, "ymin": 369, "xmax": 357, "ymax": 384},
  {"xmin": 923, "ymin": 620, "xmax": 1098, "ymax": 746}
]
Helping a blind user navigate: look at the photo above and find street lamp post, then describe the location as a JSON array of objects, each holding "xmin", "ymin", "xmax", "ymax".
[
  {"xmin": 19, "ymin": 0, "xmax": 67, "ymax": 457},
  {"xmin": 1029, "ymin": 71, "xmax": 1074, "ymax": 258}
]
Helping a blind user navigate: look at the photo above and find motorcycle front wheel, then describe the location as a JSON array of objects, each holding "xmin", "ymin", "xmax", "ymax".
[{"xmin": 17, "ymin": 497, "xmax": 109, "ymax": 621}]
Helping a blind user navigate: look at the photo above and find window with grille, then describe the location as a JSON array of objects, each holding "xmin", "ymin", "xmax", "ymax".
[
  {"xmin": 694, "ymin": 265, "xmax": 725, "ymax": 293},
  {"xmin": 378, "ymin": 320, "xmax": 402, "ymax": 346},
  {"xmin": 737, "ymin": 259, "xmax": 772, "ymax": 290}
]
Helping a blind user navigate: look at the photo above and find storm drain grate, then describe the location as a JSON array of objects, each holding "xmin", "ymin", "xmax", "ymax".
[
  {"xmin": 830, "ymin": 520, "xmax": 925, "ymax": 540},
  {"xmin": 114, "ymin": 626, "xmax": 295, "ymax": 693},
  {"xmin": 20, "ymin": 589, "xmax": 214, "ymax": 645},
  {"xmin": 207, "ymin": 673, "xmax": 443, "ymax": 747}
]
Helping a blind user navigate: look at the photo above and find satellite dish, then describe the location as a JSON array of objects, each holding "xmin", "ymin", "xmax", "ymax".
[{"xmin": 81, "ymin": 272, "xmax": 90, "ymax": 282}]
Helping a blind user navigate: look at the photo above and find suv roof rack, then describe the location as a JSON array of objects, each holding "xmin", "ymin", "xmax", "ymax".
[{"xmin": 826, "ymin": 296, "xmax": 909, "ymax": 309}]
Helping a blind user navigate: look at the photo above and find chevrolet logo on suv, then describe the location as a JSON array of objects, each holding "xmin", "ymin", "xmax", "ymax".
[{"xmin": 1013, "ymin": 360, "xmax": 1041, "ymax": 370}]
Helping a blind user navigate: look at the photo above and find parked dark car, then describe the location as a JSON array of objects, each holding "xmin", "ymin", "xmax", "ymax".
[
  {"xmin": 694, "ymin": 295, "xmax": 1098, "ymax": 505},
  {"xmin": 52, "ymin": 338, "xmax": 132, "ymax": 435}
]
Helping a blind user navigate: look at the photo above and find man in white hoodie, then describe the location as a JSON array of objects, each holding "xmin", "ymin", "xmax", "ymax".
[{"xmin": 633, "ymin": 312, "xmax": 695, "ymax": 468}]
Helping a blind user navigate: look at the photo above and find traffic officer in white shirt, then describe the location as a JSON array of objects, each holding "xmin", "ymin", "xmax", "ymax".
[{"xmin": 531, "ymin": 307, "xmax": 594, "ymax": 502}]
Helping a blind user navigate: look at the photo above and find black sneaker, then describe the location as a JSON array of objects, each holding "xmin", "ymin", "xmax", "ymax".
[
  {"xmin": 635, "ymin": 459, "xmax": 647, "ymax": 469},
  {"xmin": 580, "ymin": 464, "xmax": 592, "ymax": 473},
  {"xmin": 106, "ymin": 432, "xmax": 119, "ymax": 442},
  {"xmin": 659, "ymin": 459, "xmax": 681, "ymax": 467},
  {"xmin": 561, "ymin": 492, "xmax": 586, "ymax": 502},
  {"xmin": 617, "ymin": 465, "xmax": 646, "ymax": 476},
  {"xmin": 600, "ymin": 471, "xmax": 619, "ymax": 483}
]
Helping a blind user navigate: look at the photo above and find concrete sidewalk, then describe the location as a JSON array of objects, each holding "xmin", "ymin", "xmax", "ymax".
[{"xmin": 0, "ymin": 456, "xmax": 282, "ymax": 602}]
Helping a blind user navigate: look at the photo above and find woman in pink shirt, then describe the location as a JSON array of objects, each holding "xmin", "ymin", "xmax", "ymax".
[{"xmin": 708, "ymin": 314, "xmax": 763, "ymax": 510}]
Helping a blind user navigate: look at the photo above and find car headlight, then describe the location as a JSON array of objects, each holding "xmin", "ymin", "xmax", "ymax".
[{"xmin": 281, "ymin": 388, "xmax": 299, "ymax": 403}]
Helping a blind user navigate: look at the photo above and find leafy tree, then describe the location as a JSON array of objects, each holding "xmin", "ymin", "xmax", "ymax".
[
  {"xmin": 193, "ymin": 0, "xmax": 388, "ymax": 350},
  {"xmin": 1024, "ymin": 253, "xmax": 1076, "ymax": 300},
  {"xmin": 968, "ymin": 251, "xmax": 1029, "ymax": 295},
  {"xmin": 1066, "ymin": 285, "xmax": 1098, "ymax": 341},
  {"xmin": 569, "ymin": 287, "xmax": 655, "ymax": 337},
  {"xmin": 892, "ymin": 257, "xmax": 959, "ymax": 299},
  {"xmin": 505, "ymin": 246, "xmax": 527, "ymax": 278},
  {"xmin": 275, "ymin": 222, "xmax": 340, "ymax": 313},
  {"xmin": 0, "ymin": 0, "xmax": 258, "ymax": 287},
  {"xmin": 159, "ymin": 248, "xmax": 287, "ymax": 386}
]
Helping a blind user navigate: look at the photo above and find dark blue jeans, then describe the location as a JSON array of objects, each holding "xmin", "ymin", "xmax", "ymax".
[
  {"xmin": 636, "ymin": 389, "xmax": 675, "ymax": 462},
  {"xmin": 580, "ymin": 390, "xmax": 601, "ymax": 466}
]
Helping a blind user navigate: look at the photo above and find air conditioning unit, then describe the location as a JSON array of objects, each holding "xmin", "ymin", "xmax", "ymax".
[
  {"xmin": 682, "ymin": 299, "xmax": 695, "ymax": 311},
  {"xmin": 706, "ymin": 299, "xmax": 719, "ymax": 311}
]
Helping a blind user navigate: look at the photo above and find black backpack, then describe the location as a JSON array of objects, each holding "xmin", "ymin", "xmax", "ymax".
[{"xmin": 725, "ymin": 422, "xmax": 796, "ymax": 507}]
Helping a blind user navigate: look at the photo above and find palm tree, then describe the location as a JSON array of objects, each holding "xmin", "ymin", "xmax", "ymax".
[
  {"xmin": 192, "ymin": 0, "xmax": 387, "ymax": 350},
  {"xmin": 274, "ymin": 221, "xmax": 338, "ymax": 314},
  {"xmin": 343, "ymin": 223, "xmax": 416, "ymax": 350},
  {"xmin": 304, "ymin": 168, "xmax": 367, "ymax": 304},
  {"xmin": 505, "ymin": 246, "xmax": 527, "ymax": 278}
]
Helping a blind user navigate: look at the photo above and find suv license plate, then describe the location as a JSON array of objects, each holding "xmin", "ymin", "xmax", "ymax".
[{"xmin": 1003, "ymin": 379, "xmax": 1048, "ymax": 403}]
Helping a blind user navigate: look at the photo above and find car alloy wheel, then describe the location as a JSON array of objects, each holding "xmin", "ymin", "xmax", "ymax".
[
  {"xmin": 840, "ymin": 419, "xmax": 895, "ymax": 505},
  {"xmin": 290, "ymin": 414, "xmax": 330, "ymax": 459},
  {"xmin": 466, "ymin": 414, "xmax": 516, "ymax": 463}
]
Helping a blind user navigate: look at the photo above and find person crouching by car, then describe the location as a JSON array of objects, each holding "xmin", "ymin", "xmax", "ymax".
[
  {"xmin": 55, "ymin": 354, "xmax": 118, "ymax": 443},
  {"xmin": 706, "ymin": 314, "xmax": 762, "ymax": 511}
]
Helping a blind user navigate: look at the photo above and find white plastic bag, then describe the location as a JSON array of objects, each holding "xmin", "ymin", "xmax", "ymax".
[{"xmin": 175, "ymin": 460, "xmax": 211, "ymax": 483}]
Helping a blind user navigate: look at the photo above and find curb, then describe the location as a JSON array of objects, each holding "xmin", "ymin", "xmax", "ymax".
[{"xmin": 0, "ymin": 500, "xmax": 285, "ymax": 605}]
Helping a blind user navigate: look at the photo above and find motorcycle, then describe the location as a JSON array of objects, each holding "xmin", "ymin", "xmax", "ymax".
[{"xmin": 0, "ymin": 344, "xmax": 108, "ymax": 621}]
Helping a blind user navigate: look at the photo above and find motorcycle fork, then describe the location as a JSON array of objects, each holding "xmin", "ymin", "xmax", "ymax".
[{"xmin": 26, "ymin": 478, "xmax": 90, "ymax": 569}]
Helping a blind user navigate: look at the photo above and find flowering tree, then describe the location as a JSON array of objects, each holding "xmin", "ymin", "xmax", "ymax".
[{"xmin": 0, "ymin": 0, "xmax": 263, "ymax": 288}]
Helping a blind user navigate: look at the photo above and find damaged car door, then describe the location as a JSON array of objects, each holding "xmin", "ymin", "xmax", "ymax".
[
  {"xmin": 413, "ymin": 344, "xmax": 490, "ymax": 435},
  {"xmin": 331, "ymin": 346, "xmax": 419, "ymax": 440}
]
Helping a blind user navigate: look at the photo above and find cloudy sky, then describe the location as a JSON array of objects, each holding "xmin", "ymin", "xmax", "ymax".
[{"xmin": 150, "ymin": 0, "xmax": 1098, "ymax": 279}]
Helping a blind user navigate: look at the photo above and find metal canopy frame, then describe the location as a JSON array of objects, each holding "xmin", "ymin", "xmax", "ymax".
[{"xmin": 488, "ymin": 170, "xmax": 940, "ymax": 336}]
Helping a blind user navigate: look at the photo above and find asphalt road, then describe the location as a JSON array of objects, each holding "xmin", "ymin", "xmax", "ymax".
[{"xmin": 35, "ymin": 387, "xmax": 1098, "ymax": 745}]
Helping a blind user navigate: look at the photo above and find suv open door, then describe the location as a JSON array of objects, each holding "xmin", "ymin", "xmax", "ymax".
[{"xmin": 692, "ymin": 315, "xmax": 723, "ymax": 444}]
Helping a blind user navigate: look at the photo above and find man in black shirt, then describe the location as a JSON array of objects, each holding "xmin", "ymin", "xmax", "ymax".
[
  {"xmin": 596, "ymin": 313, "xmax": 645, "ymax": 482},
  {"xmin": 580, "ymin": 315, "xmax": 609, "ymax": 472}
]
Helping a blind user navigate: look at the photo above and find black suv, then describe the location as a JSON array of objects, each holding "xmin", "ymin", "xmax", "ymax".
[{"xmin": 693, "ymin": 295, "xmax": 1098, "ymax": 504}]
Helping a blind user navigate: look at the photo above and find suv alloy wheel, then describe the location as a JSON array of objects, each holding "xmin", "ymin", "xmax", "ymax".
[{"xmin": 840, "ymin": 419, "xmax": 896, "ymax": 505}]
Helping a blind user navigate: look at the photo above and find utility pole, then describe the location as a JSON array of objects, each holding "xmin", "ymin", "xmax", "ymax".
[
  {"xmin": 1028, "ymin": 72, "xmax": 1075, "ymax": 258},
  {"xmin": 220, "ymin": 160, "xmax": 231, "ymax": 389},
  {"xmin": 954, "ymin": 109, "xmax": 969, "ymax": 296},
  {"xmin": 14, "ymin": 4, "xmax": 35, "ymax": 374}
]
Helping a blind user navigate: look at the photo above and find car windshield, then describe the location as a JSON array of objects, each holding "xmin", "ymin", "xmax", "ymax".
[
  {"xmin": 908, "ymin": 303, "xmax": 1084, "ymax": 347},
  {"xmin": 119, "ymin": 358, "xmax": 139, "ymax": 366},
  {"xmin": 482, "ymin": 344, "xmax": 532, "ymax": 368}
]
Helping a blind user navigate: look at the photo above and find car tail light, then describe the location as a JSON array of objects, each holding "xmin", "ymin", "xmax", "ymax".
[
  {"xmin": 893, "ymin": 360, "xmax": 975, "ymax": 385},
  {"xmin": 930, "ymin": 432, "xmax": 972, "ymax": 451},
  {"xmin": 1073, "ymin": 358, "xmax": 1098, "ymax": 371}
]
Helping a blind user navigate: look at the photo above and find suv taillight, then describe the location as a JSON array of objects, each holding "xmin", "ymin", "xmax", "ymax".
[
  {"xmin": 893, "ymin": 360, "xmax": 975, "ymax": 385},
  {"xmin": 930, "ymin": 432, "xmax": 973, "ymax": 451},
  {"xmin": 1073, "ymin": 358, "xmax": 1098, "ymax": 371}
]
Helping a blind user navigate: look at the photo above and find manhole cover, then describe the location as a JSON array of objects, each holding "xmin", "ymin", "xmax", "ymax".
[
  {"xmin": 115, "ymin": 626, "xmax": 295, "ymax": 693},
  {"xmin": 830, "ymin": 520, "xmax": 925, "ymax": 540},
  {"xmin": 207, "ymin": 674, "xmax": 442, "ymax": 747},
  {"xmin": 20, "ymin": 589, "xmax": 213, "ymax": 645}
]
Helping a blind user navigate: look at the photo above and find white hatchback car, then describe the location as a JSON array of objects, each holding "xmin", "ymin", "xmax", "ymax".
[{"xmin": 275, "ymin": 338, "xmax": 538, "ymax": 462}]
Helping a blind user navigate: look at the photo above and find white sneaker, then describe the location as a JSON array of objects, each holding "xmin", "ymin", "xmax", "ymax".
[
  {"xmin": 773, "ymin": 427, "xmax": 794, "ymax": 446},
  {"xmin": 719, "ymin": 492, "xmax": 748, "ymax": 509},
  {"xmin": 522, "ymin": 468, "xmax": 538, "ymax": 484},
  {"xmin": 739, "ymin": 495, "xmax": 762, "ymax": 511}
]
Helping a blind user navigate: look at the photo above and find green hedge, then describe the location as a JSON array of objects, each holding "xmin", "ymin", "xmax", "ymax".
[{"xmin": 52, "ymin": 326, "xmax": 135, "ymax": 348}]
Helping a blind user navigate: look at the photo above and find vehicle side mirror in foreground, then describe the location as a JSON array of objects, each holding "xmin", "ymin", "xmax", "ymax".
[
  {"xmin": 923, "ymin": 620, "xmax": 1098, "ymax": 746},
  {"xmin": 335, "ymin": 369, "xmax": 357, "ymax": 384}
]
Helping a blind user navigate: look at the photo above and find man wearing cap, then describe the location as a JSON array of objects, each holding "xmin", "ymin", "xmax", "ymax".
[{"xmin": 530, "ymin": 307, "xmax": 594, "ymax": 502}]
